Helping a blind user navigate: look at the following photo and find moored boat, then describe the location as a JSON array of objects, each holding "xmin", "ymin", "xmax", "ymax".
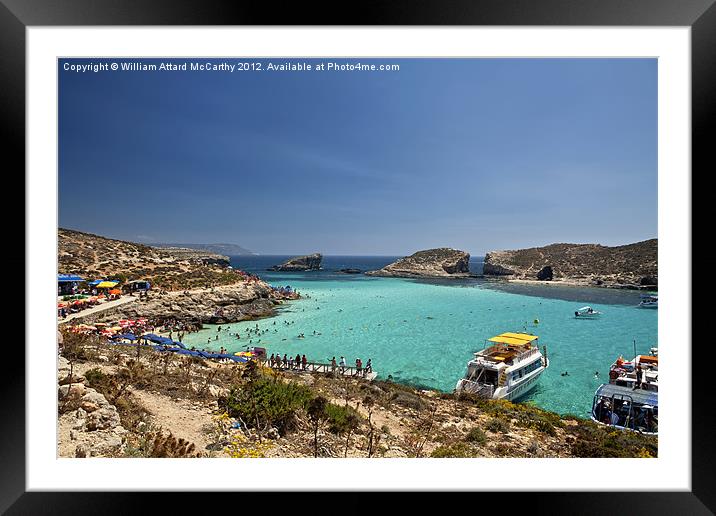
[
  {"xmin": 591, "ymin": 348, "xmax": 658, "ymax": 434},
  {"xmin": 574, "ymin": 306, "xmax": 602, "ymax": 318},
  {"xmin": 455, "ymin": 332, "xmax": 549, "ymax": 401},
  {"xmin": 608, "ymin": 349, "xmax": 658, "ymax": 392},
  {"xmin": 590, "ymin": 384, "xmax": 658, "ymax": 435},
  {"xmin": 638, "ymin": 294, "xmax": 658, "ymax": 309}
]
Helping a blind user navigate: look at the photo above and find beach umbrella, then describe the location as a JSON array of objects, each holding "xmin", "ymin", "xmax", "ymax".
[
  {"xmin": 96, "ymin": 281, "xmax": 119, "ymax": 288},
  {"xmin": 108, "ymin": 289, "xmax": 121, "ymax": 295}
]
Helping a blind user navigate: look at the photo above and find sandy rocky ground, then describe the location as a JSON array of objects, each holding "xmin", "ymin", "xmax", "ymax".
[{"xmin": 57, "ymin": 347, "xmax": 578, "ymax": 459}]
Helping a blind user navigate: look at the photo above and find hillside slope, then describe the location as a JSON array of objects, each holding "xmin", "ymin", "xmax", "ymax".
[
  {"xmin": 59, "ymin": 229, "xmax": 241, "ymax": 290},
  {"xmin": 483, "ymin": 239, "xmax": 657, "ymax": 287}
]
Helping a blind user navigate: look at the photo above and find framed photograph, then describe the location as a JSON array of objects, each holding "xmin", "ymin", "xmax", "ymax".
[{"xmin": 5, "ymin": 0, "xmax": 711, "ymax": 512}]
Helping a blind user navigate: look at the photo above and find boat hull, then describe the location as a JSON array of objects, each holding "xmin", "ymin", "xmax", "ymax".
[
  {"xmin": 456, "ymin": 361, "xmax": 547, "ymax": 401},
  {"xmin": 589, "ymin": 416, "xmax": 657, "ymax": 436}
]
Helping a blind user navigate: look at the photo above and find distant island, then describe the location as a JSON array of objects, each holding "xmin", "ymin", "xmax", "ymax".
[
  {"xmin": 268, "ymin": 253, "xmax": 323, "ymax": 271},
  {"xmin": 366, "ymin": 248, "xmax": 471, "ymax": 278},
  {"xmin": 153, "ymin": 242, "xmax": 256, "ymax": 256},
  {"xmin": 482, "ymin": 239, "xmax": 657, "ymax": 289}
]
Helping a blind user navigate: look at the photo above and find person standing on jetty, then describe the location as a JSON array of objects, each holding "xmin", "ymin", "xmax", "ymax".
[
  {"xmin": 339, "ymin": 356, "xmax": 346, "ymax": 374},
  {"xmin": 356, "ymin": 358, "xmax": 363, "ymax": 376},
  {"xmin": 301, "ymin": 354, "xmax": 307, "ymax": 370},
  {"xmin": 331, "ymin": 357, "xmax": 337, "ymax": 375}
]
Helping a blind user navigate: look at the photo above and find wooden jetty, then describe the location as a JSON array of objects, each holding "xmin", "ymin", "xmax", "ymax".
[{"xmin": 261, "ymin": 359, "xmax": 377, "ymax": 381}]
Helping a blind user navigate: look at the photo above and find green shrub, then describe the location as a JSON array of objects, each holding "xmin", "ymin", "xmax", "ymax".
[
  {"xmin": 390, "ymin": 391, "xmax": 426, "ymax": 411},
  {"xmin": 568, "ymin": 421, "xmax": 658, "ymax": 458},
  {"xmin": 224, "ymin": 378, "xmax": 313, "ymax": 435},
  {"xmin": 324, "ymin": 403, "xmax": 362, "ymax": 434},
  {"xmin": 465, "ymin": 427, "xmax": 487, "ymax": 444},
  {"xmin": 430, "ymin": 442, "xmax": 476, "ymax": 458},
  {"xmin": 84, "ymin": 368, "xmax": 109, "ymax": 388},
  {"xmin": 486, "ymin": 417, "xmax": 510, "ymax": 433}
]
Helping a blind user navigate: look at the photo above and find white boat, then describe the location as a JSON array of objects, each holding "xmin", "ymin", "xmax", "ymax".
[
  {"xmin": 455, "ymin": 332, "xmax": 549, "ymax": 401},
  {"xmin": 638, "ymin": 294, "xmax": 658, "ymax": 309},
  {"xmin": 591, "ymin": 348, "xmax": 658, "ymax": 435},
  {"xmin": 590, "ymin": 384, "xmax": 658, "ymax": 435},
  {"xmin": 574, "ymin": 306, "xmax": 602, "ymax": 318},
  {"xmin": 607, "ymin": 349, "xmax": 658, "ymax": 393}
]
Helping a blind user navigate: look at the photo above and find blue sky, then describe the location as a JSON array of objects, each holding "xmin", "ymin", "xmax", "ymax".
[{"xmin": 59, "ymin": 58, "xmax": 657, "ymax": 255}]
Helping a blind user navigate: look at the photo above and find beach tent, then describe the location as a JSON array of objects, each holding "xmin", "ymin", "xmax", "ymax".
[
  {"xmin": 58, "ymin": 274, "xmax": 85, "ymax": 283},
  {"xmin": 58, "ymin": 274, "xmax": 85, "ymax": 295}
]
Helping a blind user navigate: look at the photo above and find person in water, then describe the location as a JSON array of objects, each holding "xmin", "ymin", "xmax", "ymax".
[{"xmin": 561, "ymin": 371, "xmax": 569, "ymax": 377}]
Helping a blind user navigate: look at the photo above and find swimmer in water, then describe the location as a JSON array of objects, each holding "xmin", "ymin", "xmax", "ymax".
[
  {"xmin": 594, "ymin": 371, "xmax": 600, "ymax": 378},
  {"xmin": 561, "ymin": 371, "xmax": 569, "ymax": 377}
]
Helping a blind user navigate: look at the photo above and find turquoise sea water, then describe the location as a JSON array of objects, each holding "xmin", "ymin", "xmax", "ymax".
[{"xmin": 181, "ymin": 256, "xmax": 657, "ymax": 417}]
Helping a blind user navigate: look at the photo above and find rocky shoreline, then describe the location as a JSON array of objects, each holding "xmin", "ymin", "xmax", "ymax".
[
  {"xmin": 482, "ymin": 240, "xmax": 657, "ymax": 289},
  {"xmin": 68, "ymin": 282, "xmax": 286, "ymax": 326},
  {"xmin": 366, "ymin": 248, "xmax": 472, "ymax": 278}
]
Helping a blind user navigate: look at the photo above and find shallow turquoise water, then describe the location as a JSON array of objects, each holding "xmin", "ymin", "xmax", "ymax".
[{"xmin": 182, "ymin": 272, "xmax": 657, "ymax": 417}]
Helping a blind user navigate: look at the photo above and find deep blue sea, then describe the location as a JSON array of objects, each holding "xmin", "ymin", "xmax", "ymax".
[{"xmin": 181, "ymin": 255, "xmax": 657, "ymax": 417}]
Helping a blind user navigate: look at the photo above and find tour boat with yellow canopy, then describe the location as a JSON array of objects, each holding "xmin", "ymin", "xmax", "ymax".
[{"xmin": 455, "ymin": 332, "xmax": 549, "ymax": 401}]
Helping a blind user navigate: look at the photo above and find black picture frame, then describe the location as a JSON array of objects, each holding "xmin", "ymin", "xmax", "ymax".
[{"xmin": 3, "ymin": 0, "xmax": 709, "ymax": 513}]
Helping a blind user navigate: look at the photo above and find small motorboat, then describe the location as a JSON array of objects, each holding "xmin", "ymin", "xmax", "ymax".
[
  {"xmin": 574, "ymin": 306, "xmax": 602, "ymax": 318},
  {"xmin": 638, "ymin": 294, "xmax": 658, "ymax": 309}
]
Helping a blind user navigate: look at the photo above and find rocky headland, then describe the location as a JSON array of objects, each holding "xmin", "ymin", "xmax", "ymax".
[
  {"xmin": 59, "ymin": 229, "xmax": 294, "ymax": 325},
  {"xmin": 366, "ymin": 248, "xmax": 471, "ymax": 278},
  {"xmin": 268, "ymin": 253, "xmax": 323, "ymax": 271},
  {"xmin": 483, "ymin": 239, "xmax": 657, "ymax": 289},
  {"xmin": 70, "ymin": 282, "xmax": 279, "ymax": 326},
  {"xmin": 153, "ymin": 242, "xmax": 255, "ymax": 256}
]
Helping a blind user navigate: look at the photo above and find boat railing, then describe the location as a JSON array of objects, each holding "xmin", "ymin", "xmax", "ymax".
[
  {"xmin": 260, "ymin": 358, "xmax": 375, "ymax": 379},
  {"xmin": 459, "ymin": 379, "xmax": 494, "ymax": 398}
]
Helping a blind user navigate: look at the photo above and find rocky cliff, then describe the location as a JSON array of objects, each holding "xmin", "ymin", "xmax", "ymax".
[
  {"xmin": 72, "ymin": 282, "xmax": 279, "ymax": 326},
  {"xmin": 366, "ymin": 248, "xmax": 471, "ymax": 278},
  {"xmin": 483, "ymin": 239, "xmax": 657, "ymax": 288},
  {"xmin": 269, "ymin": 253, "xmax": 323, "ymax": 271}
]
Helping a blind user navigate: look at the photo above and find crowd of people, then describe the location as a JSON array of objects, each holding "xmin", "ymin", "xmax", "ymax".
[{"xmin": 266, "ymin": 353, "xmax": 373, "ymax": 377}]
